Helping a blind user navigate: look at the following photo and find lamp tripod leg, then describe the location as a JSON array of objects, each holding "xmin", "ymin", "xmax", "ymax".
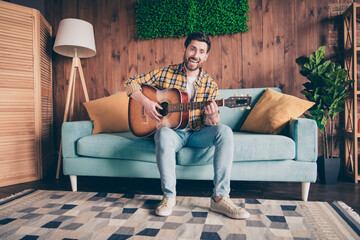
[
  {"xmin": 63, "ymin": 58, "xmax": 77, "ymax": 123},
  {"xmin": 70, "ymin": 69, "xmax": 76, "ymax": 119},
  {"xmin": 77, "ymin": 58, "xmax": 90, "ymax": 102},
  {"xmin": 56, "ymin": 143, "xmax": 62, "ymax": 179},
  {"xmin": 56, "ymin": 58, "xmax": 77, "ymax": 179}
]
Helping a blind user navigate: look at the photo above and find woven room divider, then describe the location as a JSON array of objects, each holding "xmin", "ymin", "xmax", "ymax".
[{"xmin": 0, "ymin": 1, "xmax": 53, "ymax": 186}]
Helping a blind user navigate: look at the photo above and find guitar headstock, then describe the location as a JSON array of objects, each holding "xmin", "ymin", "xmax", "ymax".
[{"xmin": 224, "ymin": 95, "xmax": 252, "ymax": 109}]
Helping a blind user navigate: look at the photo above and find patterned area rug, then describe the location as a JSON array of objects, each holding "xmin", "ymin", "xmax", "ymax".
[{"xmin": 0, "ymin": 190, "xmax": 359, "ymax": 240}]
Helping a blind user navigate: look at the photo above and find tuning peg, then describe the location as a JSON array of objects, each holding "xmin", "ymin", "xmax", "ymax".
[
  {"xmin": 234, "ymin": 94, "xmax": 238, "ymax": 97},
  {"xmin": 240, "ymin": 107, "xmax": 244, "ymax": 110},
  {"xmin": 247, "ymin": 94, "xmax": 251, "ymax": 97},
  {"xmin": 234, "ymin": 108, "xmax": 237, "ymax": 111},
  {"xmin": 240, "ymin": 94, "xmax": 244, "ymax": 97},
  {"xmin": 246, "ymin": 106, "xmax": 251, "ymax": 110}
]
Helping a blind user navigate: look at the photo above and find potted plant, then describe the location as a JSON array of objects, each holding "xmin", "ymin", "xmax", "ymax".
[{"xmin": 295, "ymin": 46, "xmax": 353, "ymax": 184}]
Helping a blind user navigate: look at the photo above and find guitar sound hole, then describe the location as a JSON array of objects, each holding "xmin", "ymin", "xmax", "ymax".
[{"xmin": 158, "ymin": 102, "xmax": 169, "ymax": 116}]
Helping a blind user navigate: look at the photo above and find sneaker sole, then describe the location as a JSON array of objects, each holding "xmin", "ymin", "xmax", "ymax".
[
  {"xmin": 210, "ymin": 207, "xmax": 250, "ymax": 219},
  {"xmin": 155, "ymin": 210, "xmax": 172, "ymax": 217}
]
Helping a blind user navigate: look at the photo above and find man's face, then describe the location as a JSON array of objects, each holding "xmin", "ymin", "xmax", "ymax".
[{"xmin": 183, "ymin": 40, "xmax": 209, "ymax": 72}]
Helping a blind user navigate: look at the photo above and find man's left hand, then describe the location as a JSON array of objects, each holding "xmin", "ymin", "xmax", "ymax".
[{"xmin": 204, "ymin": 99, "xmax": 219, "ymax": 125}]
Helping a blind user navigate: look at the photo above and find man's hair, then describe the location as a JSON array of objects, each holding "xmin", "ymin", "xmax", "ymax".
[{"xmin": 184, "ymin": 32, "xmax": 211, "ymax": 53}]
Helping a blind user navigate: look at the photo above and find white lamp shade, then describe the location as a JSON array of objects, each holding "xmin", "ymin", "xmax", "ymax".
[{"xmin": 53, "ymin": 18, "xmax": 96, "ymax": 58}]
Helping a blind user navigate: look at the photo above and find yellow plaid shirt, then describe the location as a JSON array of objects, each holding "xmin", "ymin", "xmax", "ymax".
[{"xmin": 125, "ymin": 63, "xmax": 219, "ymax": 130}]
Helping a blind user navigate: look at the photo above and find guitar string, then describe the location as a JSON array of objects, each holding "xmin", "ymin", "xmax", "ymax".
[{"xmin": 168, "ymin": 100, "xmax": 223, "ymax": 113}]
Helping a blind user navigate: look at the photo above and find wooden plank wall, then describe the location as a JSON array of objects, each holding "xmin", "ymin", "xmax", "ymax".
[{"xmin": 45, "ymin": 0, "xmax": 329, "ymax": 173}]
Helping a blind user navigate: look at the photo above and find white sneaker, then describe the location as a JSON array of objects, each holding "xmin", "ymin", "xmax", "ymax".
[
  {"xmin": 210, "ymin": 197, "xmax": 250, "ymax": 219},
  {"xmin": 155, "ymin": 197, "xmax": 176, "ymax": 216}
]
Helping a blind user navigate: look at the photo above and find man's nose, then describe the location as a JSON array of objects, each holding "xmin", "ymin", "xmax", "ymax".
[{"xmin": 194, "ymin": 51, "xmax": 200, "ymax": 59}]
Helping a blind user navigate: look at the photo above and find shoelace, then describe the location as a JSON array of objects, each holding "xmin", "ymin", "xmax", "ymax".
[
  {"xmin": 158, "ymin": 198, "xmax": 169, "ymax": 208},
  {"xmin": 221, "ymin": 198, "xmax": 241, "ymax": 213}
]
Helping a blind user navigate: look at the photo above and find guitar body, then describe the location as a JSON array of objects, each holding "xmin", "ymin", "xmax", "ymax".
[
  {"xmin": 129, "ymin": 85, "xmax": 252, "ymax": 137},
  {"xmin": 128, "ymin": 85, "xmax": 189, "ymax": 137}
]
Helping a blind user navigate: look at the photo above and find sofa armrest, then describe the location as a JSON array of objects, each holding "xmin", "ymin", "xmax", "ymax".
[
  {"xmin": 289, "ymin": 118, "xmax": 318, "ymax": 162},
  {"xmin": 62, "ymin": 121, "xmax": 93, "ymax": 158}
]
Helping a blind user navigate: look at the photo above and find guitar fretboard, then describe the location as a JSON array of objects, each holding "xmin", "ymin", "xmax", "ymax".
[{"xmin": 168, "ymin": 100, "xmax": 223, "ymax": 113}]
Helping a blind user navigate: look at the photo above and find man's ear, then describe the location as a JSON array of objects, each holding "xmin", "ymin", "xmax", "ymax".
[{"xmin": 204, "ymin": 52, "xmax": 209, "ymax": 61}]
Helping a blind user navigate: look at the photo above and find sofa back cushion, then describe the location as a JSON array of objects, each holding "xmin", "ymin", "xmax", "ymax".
[{"xmin": 218, "ymin": 87, "xmax": 280, "ymax": 131}]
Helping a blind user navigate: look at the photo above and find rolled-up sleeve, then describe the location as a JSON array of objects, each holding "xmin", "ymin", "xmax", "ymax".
[{"xmin": 125, "ymin": 69, "xmax": 161, "ymax": 96}]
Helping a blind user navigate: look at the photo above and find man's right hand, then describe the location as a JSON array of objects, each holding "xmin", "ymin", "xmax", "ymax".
[
  {"xmin": 130, "ymin": 90, "xmax": 163, "ymax": 122},
  {"xmin": 142, "ymin": 98, "xmax": 163, "ymax": 122}
]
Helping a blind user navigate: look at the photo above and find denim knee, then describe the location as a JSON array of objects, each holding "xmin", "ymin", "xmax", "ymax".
[
  {"xmin": 155, "ymin": 127, "xmax": 172, "ymax": 141},
  {"xmin": 154, "ymin": 127, "xmax": 176, "ymax": 150},
  {"xmin": 213, "ymin": 124, "xmax": 233, "ymax": 141}
]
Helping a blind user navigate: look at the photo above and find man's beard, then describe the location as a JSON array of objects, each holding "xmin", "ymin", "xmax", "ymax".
[{"xmin": 184, "ymin": 55, "xmax": 201, "ymax": 71}]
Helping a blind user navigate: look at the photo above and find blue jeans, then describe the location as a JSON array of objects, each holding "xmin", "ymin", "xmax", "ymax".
[{"xmin": 154, "ymin": 124, "xmax": 234, "ymax": 198}]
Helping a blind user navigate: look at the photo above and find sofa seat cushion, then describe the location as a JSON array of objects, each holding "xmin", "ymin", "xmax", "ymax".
[
  {"xmin": 233, "ymin": 131, "xmax": 295, "ymax": 161},
  {"xmin": 177, "ymin": 131, "xmax": 295, "ymax": 165},
  {"xmin": 77, "ymin": 131, "xmax": 295, "ymax": 166},
  {"xmin": 77, "ymin": 131, "xmax": 156, "ymax": 163}
]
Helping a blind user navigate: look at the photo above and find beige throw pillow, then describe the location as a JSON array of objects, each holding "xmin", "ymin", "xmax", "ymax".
[
  {"xmin": 240, "ymin": 88, "xmax": 314, "ymax": 134},
  {"xmin": 83, "ymin": 92, "xmax": 130, "ymax": 134}
]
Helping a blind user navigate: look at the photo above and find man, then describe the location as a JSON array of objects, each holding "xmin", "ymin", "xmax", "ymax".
[{"xmin": 125, "ymin": 32, "xmax": 250, "ymax": 219}]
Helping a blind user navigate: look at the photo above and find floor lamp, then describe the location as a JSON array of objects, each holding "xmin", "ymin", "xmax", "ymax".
[{"xmin": 53, "ymin": 18, "xmax": 96, "ymax": 179}]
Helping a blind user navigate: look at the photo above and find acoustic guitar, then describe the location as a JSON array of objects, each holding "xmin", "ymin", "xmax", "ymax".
[{"xmin": 128, "ymin": 85, "xmax": 252, "ymax": 137}]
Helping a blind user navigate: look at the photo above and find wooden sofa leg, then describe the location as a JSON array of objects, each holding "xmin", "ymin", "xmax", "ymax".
[
  {"xmin": 301, "ymin": 182, "xmax": 310, "ymax": 201},
  {"xmin": 70, "ymin": 175, "xmax": 77, "ymax": 192}
]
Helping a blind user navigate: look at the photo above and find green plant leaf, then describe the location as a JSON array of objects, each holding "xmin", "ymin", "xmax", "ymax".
[
  {"xmin": 300, "ymin": 70, "xmax": 310, "ymax": 77},
  {"xmin": 303, "ymin": 82, "xmax": 313, "ymax": 90},
  {"xmin": 296, "ymin": 56, "xmax": 309, "ymax": 67},
  {"xmin": 321, "ymin": 95, "xmax": 333, "ymax": 107},
  {"xmin": 300, "ymin": 89, "xmax": 315, "ymax": 102},
  {"xmin": 320, "ymin": 115, "xmax": 328, "ymax": 129},
  {"xmin": 297, "ymin": 45, "xmax": 352, "ymax": 155}
]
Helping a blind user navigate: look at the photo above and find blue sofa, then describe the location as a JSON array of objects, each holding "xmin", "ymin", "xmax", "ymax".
[{"xmin": 61, "ymin": 88, "xmax": 318, "ymax": 201}]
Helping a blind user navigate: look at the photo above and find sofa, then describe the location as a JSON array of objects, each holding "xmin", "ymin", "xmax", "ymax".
[{"xmin": 61, "ymin": 87, "xmax": 318, "ymax": 201}]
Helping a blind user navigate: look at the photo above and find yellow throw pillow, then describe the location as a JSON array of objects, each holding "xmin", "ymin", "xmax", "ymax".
[
  {"xmin": 240, "ymin": 88, "xmax": 314, "ymax": 134},
  {"xmin": 83, "ymin": 92, "xmax": 130, "ymax": 134}
]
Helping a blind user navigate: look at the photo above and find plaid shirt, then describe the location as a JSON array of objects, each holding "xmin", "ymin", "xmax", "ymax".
[{"xmin": 125, "ymin": 63, "xmax": 219, "ymax": 130}]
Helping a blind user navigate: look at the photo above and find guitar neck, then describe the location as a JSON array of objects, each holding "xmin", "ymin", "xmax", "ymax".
[{"xmin": 168, "ymin": 100, "xmax": 224, "ymax": 113}]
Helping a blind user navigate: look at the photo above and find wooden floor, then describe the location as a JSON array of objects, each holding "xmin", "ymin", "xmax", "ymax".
[{"xmin": 0, "ymin": 176, "xmax": 359, "ymax": 214}]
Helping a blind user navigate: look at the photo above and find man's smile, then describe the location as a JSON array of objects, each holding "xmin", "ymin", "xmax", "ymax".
[
  {"xmin": 189, "ymin": 58, "xmax": 199, "ymax": 63},
  {"xmin": 189, "ymin": 58, "xmax": 199, "ymax": 64}
]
